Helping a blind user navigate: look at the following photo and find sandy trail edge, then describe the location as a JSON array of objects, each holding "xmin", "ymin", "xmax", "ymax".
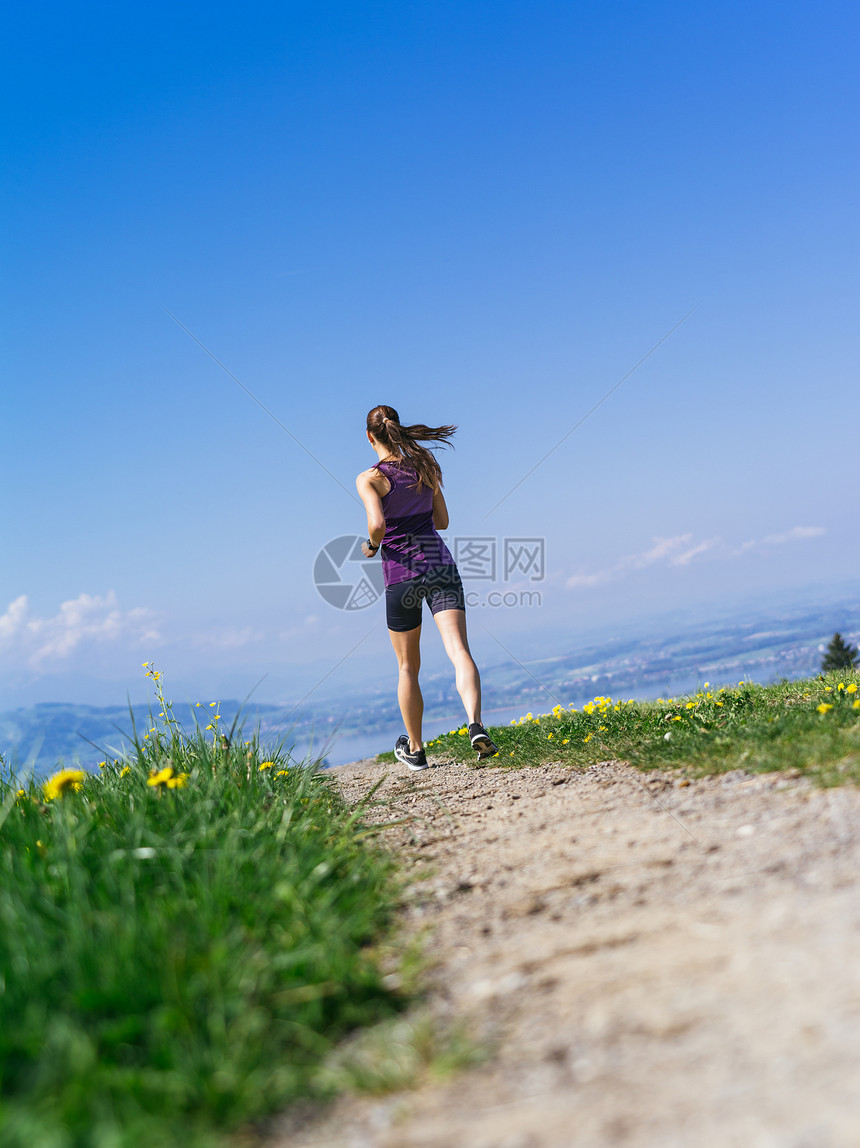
[{"xmin": 266, "ymin": 758, "xmax": 860, "ymax": 1148}]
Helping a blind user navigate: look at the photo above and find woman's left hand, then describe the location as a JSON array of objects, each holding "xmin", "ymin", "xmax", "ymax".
[{"xmin": 361, "ymin": 541, "xmax": 379, "ymax": 558}]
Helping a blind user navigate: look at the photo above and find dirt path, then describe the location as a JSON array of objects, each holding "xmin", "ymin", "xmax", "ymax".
[{"xmin": 269, "ymin": 759, "xmax": 860, "ymax": 1148}]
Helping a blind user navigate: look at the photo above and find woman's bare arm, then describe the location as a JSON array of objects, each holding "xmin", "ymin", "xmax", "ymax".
[
  {"xmin": 356, "ymin": 470, "xmax": 387, "ymax": 555},
  {"xmin": 432, "ymin": 486, "xmax": 449, "ymax": 530}
]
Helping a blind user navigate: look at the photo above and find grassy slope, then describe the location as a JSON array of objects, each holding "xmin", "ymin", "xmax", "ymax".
[
  {"xmin": 0, "ymin": 686, "xmax": 402, "ymax": 1147},
  {"xmin": 379, "ymin": 671, "xmax": 860, "ymax": 787}
]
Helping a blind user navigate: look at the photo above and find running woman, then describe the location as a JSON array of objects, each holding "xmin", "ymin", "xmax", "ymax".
[{"xmin": 356, "ymin": 404, "xmax": 499, "ymax": 770}]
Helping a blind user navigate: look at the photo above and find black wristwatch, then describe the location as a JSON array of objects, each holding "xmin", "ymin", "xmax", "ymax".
[{"xmin": 366, "ymin": 538, "xmax": 379, "ymax": 552}]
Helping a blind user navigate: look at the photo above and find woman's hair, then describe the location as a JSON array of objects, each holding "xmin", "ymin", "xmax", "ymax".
[{"xmin": 366, "ymin": 405, "xmax": 457, "ymax": 489}]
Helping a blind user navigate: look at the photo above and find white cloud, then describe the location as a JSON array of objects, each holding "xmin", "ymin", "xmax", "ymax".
[
  {"xmin": 567, "ymin": 535, "xmax": 699, "ymax": 589},
  {"xmin": 731, "ymin": 525, "xmax": 826, "ymax": 556},
  {"xmin": 762, "ymin": 526, "xmax": 826, "ymax": 546},
  {"xmin": 566, "ymin": 570, "xmax": 611, "ymax": 590},
  {"xmin": 633, "ymin": 535, "xmax": 693, "ymax": 568},
  {"xmin": 0, "ymin": 592, "xmax": 160, "ymax": 669},
  {"xmin": 566, "ymin": 525, "xmax": 826, "ymax": 590},
  {"xmin": 0, "ymin": 595, "xmax": 28, "ymax": 642},
  {"xmin": 670, "ymin": 539, "xmax": 718, "ymax": 566}
]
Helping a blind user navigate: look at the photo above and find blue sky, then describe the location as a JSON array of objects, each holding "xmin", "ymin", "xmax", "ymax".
[{"xmin": 2, "ymin": 0, "xmax": 858, "ymax": 709}]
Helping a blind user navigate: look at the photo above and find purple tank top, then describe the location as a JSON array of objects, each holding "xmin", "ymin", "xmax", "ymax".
[{"xmin": 377, "ymin": 462, "xmax": 454, "ymax": 586}]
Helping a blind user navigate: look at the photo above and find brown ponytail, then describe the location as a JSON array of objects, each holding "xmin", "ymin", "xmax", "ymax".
[{"xmin": 366, "ymin": 404, "xmax": 456, "ymax": 489}]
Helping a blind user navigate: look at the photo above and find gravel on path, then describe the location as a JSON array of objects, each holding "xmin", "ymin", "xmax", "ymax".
[{"xmin": 269, "ymin": 757, "xmax": 860, "ymax": 1148}]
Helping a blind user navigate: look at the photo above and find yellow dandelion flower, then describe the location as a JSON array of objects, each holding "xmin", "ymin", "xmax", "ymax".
[
  {"xmin": 43, "ymin": 769, "xmax": 86, "ymax": 801},
  {"xmin": 166, "ymin": 773, "xmax": 188, "ymax": 789},
  {"xmin": 275, "ymin": 769, "xmax": 290, "ymax": 776},
  {"xmin": 209, "ymin": 702, "xmax": 217, "ymax": 707},
  {"xmin": 847, "ymin": 683, "xmax": 857, "ymax": 694},
  {"xmin": 598, "ymin": 725, "xmax": 607, "ymax": 731},
  {"xmin": 147, "ymin": 765, "xmax": 175, "ymax": 787},
  {"xmin": 458, "ymin": 727, "xmax": 467, "ymax": 735},
  {"xmin": 583, "ymin": 733, "xmax": 592, "ymax": 743},
  {"xmin": 715, "ymin": 702, "xmax": 724, "ymax": 707},
  {"xmin": 214, "ymin": 714, "xmax": 221, "ymax": 721},
  {"xmin": 824, "ymin": 687, "xmax": 832, "ymax": 693},
  {"xmin": 547, "ymin": 732, "xmax": 554, "ymax": 740},
  {"xmin": 817, "ymin": 703, "xmax": 833, "ymax": 714},
  {"xmin": 258, "ymin": 761, "xmax": 274, "ymax": 771},
  {"xmin": 686, "ymin": 702, "xmax": 695, "ymax": 709},
  {"xmin": 853, "ymin": 700, "xmax": 860, "ymax": 709},
  {"xmin": 142, "ymin": 662, "xmax": 150, "ymax": 667},
  {"xmin": 704, "ymin": 682, "xmax": 709, "ymax": 688},
  {"xmin": 16, "ymin": 788, "xmax": 26, "ymax": 797},
  {"xmin": 672, "ymin": 716, "xmax": 682, "ymax": 722},
  {"xmin": 205, "ymin": 724, "xmax": 213, "ymax": 731},
  {"xmin": 98, "ymin": 761, "xmax": 107, "ymax": 769},
  {"xmin": 120, "ymin": 766, "xmax": 130, "ymax": 777}
]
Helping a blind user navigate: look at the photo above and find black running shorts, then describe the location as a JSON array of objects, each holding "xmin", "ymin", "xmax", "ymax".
[{"xmin": 385, "ymin": 564, "xmax": 466, "ymax": 632}]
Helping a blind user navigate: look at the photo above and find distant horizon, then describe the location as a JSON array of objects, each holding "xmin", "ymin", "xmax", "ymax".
[
  {"xmin": 4, "ymin": 583, "xmax": 857, "ymax": 773},
  {"xmin": 2, "ymin": 577, "xmax": 856, "ymax": 713},
  {"xmin": 0, "ymin": 577, "xmax": 856, "ymax": 711}
]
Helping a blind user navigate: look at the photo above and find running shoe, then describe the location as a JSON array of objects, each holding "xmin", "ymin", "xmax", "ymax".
[
  {"xmin": 394, "ymin": 734, "xmax": 428, "ymax": 771},
  {"xmin": 468, "ymin": 722, "xmax": 499, "ymax": 759}
]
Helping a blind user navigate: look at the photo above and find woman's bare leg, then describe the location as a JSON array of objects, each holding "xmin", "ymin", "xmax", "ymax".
[
  {"xmin": 433, "ymin": 609, "xmax": 481, "ymax": 725},
  {"xmin": 388, "ymin": 625, "xmax": 423, "ymax": 751}
]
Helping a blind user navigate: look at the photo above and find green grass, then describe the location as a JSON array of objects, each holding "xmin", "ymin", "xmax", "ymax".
[
  {"xmin": 406, "ymin": 671, "xmax": 860, "ymax": 786},
  {"xmin": 0, "ymin": 673, "xmax": 402, "ymax": 1147}
]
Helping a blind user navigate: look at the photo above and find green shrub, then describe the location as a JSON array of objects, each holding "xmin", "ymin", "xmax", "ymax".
[{"xmin": 821, "ymin": 631, "xmax": 860, "ymax": 673}]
